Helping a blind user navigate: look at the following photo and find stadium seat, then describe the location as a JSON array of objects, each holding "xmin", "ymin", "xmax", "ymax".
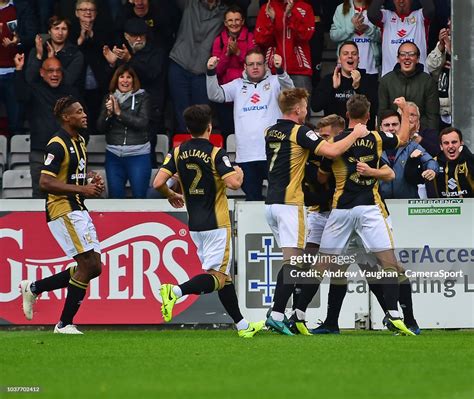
[
  {"xmin": 209, "ymin": 133, "xmax": 224, "ymax": 147},
  {"xmin": 2, "ymin": 169, "xmax": 32, "ymax": 198},
  {"xmin": 0, "ymin": 135, "xmax": 7, "ymax": 175},
  {"xmin": 156, "ymin": 134, "xmax": 169, "ymax": 164},
  {"xmin": 172, "ymin": 134, "xmax": 191, "ymax": 147},
  {"xmin": 9, "ymin": 135, "xmax": 30, "ymax": 170},
  {"xmin": 226, "ymin": 187, "xmax": 246, "ymax": 199},
  {"xmin": 172, "ymin": 133, "xmax": 224, "ymax": 148},
  {"xmin": 87, "ymin": 135, "xmax": 106, "ymax": 169},
  {"xmin": 226, "ymin": 134, "xmax": 236, "ymax": 162},
  {"xmin": 146, "ymin": 168, "xmax": 163, "ymax": 198},
  {"xmin": 150, "ymin": 168, "xmax": 159, "ymax": 186}
]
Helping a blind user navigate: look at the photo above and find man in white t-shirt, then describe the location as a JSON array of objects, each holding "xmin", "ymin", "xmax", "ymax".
[
  {"xmin": 206, "ymin": 48, "xmax": 294, "ymax": 201},
  {"xmin": 368, "ymin": 0, "xmax": 435, "ymax": 76}
]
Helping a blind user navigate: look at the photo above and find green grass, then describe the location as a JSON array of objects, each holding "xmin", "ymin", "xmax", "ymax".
[{"xmin": 1, "ymin": 329, "xmax": 473, "ymax": 399}]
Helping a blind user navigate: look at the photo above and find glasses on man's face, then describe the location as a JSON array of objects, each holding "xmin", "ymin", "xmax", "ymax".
[
  {"xmin": 77, "ymin": 8, "xmax": 96, "ymax": 13},
  {"xmin": 382, "ymin": 122, "xmax": 400, "ymax": 128},
  {"xmin": 246, "ymin": 62, "xmax": 264, "ymax": 67},
  {"xmin": 225, "ymin": 18, "xmax": 242, "ymax": 24},
  {"xmin": 44, "ymin": 68, "xmax": 62, "ymax": 74},
  {"xmin": 398, "ymin": 51, "xmax": 418, "ymax": 58}
]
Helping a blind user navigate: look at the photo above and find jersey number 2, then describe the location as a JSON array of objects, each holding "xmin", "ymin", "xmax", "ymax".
[{"xmin": 186, "ymin": 163, "xmax": 204, "ymax": 195}]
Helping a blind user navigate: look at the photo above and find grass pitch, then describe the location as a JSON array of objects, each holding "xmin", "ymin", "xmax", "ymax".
[{"xmin": 1, "ymin": 329, "xmax": 473, "ymax": 399}]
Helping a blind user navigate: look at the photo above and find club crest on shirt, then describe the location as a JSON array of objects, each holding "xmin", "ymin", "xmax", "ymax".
[
  {"xmin": 222, "ymin": 156, "xmax": 232, "ymax": 168},
  {"xmin": 163, "ymin": 153, "xmax": 172, "ymax": 165},
  {"xmin": 263, "ymin": 83, "xmax": 271, "ymax": 91},
  {"xmin": 44, "ymin": 153, "xmax": 54, "ymax": 166},
  {"xmin": 306, "ymin": 130, "xmax": 320, "ymax": 141}
]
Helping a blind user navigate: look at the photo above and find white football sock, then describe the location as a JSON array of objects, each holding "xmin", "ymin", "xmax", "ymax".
[
  {"xmin": 270, "ymin": 311, "xmax": 284, "ymax": 321},
  {"xmin": 172, "ymin": 285, "xmax": 182, "ymax": 298},
  {"xmin": 236, "ymin": 319, "xmax": 249, "ymax": 331}
]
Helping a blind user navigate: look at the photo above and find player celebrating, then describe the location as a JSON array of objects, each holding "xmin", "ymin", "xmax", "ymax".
[
  {"xmin": 294, "ymin": 94, "xmax": 416, "ymax": 336},
  {"xmin": 20, "ymin": 96, "xmax": 104, "ymax": 334},
  {"xmin": 264, "ymin": 88, "xmax": 370, "ymax": 335},
  {"xmin": 154, "ymin": 104, "xmax": 264, "ymax": 338},
  {"xmin": 291, "ymin": 115, "xmax": 397, "ymax": 335}
]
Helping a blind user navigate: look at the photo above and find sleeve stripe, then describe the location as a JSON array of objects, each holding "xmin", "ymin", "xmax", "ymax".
[
  {"xmin": 41, "ymin": 170, "xmax": 57, "ymax": 177},
  {"xmin": 314, "ymin": 140, "xmax": 325, "ymax": 155},
  {"xmin": 221, "ymin": 171, "xmax": 237, "ymax": 180},
  {"xmin": 160, "ymin": 168, "xmax": 174, "ymax": 177}
]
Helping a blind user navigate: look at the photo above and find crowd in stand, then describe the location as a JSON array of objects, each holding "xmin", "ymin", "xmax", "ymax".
[{"xmin": 0, "ymin": 0, "xmax": 472, "ymax": 200}]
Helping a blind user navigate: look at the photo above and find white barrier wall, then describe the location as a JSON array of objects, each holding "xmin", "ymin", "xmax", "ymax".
[
  {"xmin": 236, "ymin": 199, "xmax": 474, "ymax": 329},
  {"xmin": 1, "ymin": 198, "xmax": 473, "ymax": 328},
  {"xmin": 371, "ymin": 199, "xmax": 474, "ymax": 329},
  {"xmin": 235, "ymin": 202, "xmax": 370, "ymax": 329}
]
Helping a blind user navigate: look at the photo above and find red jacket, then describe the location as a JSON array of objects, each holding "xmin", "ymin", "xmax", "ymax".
[
  {"xmin": 212, "ymin": 26, "xmax": 255, "ymax": 84},
  {"xmin": 255, "ymin": 0, "xmax": 315, "ymax": 76},
  {"xmin": 0, "ymin": 3, "xmax": 17, "ymax": 68}
]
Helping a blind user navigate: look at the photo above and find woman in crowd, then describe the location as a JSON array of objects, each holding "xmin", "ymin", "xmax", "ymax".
[
  {"xmin": 211, "ymin": 5, "xmax": 255, "ymax": 137},
  {"xmin": 97, "ymin": 64, "xmax": 151, "ymax": 198}
]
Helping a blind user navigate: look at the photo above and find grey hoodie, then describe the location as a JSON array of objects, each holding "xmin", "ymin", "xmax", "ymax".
[{"xmin": 170, "ymin": 0, "xmax": 226, "ymax": 75}]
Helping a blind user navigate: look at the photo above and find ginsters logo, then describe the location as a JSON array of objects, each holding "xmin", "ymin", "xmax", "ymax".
[{"xmin": 0, "ymin": 212, "xmax": 202, "ymax": 324}]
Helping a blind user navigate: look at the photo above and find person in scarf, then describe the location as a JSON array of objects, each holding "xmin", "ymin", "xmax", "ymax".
[{"xmin": 97, "ymin": 64, "xmax": 151, "ymax": 198}]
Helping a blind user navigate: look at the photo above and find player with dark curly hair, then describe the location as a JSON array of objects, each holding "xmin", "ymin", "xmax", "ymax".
[{"xmin": 19, "ymin": 96, "xmax": 104, "ymax": 334}]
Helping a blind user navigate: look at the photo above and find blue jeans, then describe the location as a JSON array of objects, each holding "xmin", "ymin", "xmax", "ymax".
[
  {"xmin": 105, "ymin": 151, "xmax": 151, "ymax": 199},
  {"xmin": 0, "ymin": 72, "xmax": 22, "ymax": 135},
  {"xmin": 168, "ymin": 60, "xmax": 209, "ymax": 132},
  {"xmin": 238, "ymin": 160, "xmax": 268, "ymax": 201}
]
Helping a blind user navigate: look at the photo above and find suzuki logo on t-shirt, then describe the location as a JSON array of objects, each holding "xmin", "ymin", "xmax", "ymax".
[
  {"xmin": 397, "ymin": 29, "xmax": 407, "ymax": 38},
  {"xmin": 250, "ymin": 93, "xmax": 261, "ymax": 104}
]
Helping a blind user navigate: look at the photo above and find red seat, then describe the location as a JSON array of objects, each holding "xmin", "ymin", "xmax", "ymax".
[
  {"xmin": 172, "ymin": 134, "xmax": 191, "ymax": 147},
  {"xmin": 209, "ymin": 133, "xmax": 224, "ymax": 147},
  {"xmin": 172, "ymin": 133, "xmax": 224, "ymax": 148}
]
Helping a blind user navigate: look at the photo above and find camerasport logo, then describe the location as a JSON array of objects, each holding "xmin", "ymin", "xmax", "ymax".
[{"xmin": 0, "ymin": 212, "xmax": 202, "ymax": 324}]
